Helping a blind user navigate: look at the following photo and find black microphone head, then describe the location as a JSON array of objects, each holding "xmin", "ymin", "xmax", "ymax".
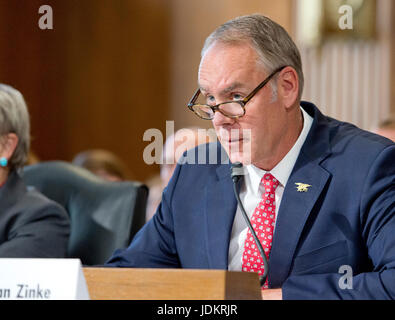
[
  {"xmin": 231, "ymin": 162, "xmax": 244, "ymax": 183},
  {"xmin": 231, "ymin": 162, "xmax": 243, "ymax": 168}
]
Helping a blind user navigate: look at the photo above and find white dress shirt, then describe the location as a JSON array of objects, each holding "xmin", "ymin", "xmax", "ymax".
[{"xmin": 228, "ymin": 107, "xmax": 313, "ymax": 271}]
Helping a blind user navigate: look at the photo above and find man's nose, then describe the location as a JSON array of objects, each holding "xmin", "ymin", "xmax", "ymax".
[{"xmin": 212, "ymin": 109, "xmax": 235, "ymax": 127}]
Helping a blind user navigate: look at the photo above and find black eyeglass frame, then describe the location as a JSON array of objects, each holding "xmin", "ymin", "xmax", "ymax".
[{"xmin": 187, "ymin": 65, "xmax": 287, "ymax": 120}]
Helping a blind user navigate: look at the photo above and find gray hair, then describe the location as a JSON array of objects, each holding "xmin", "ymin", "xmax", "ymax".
[
  {"xmin": 0, "ymin": 84, "xmax": 30, "ymax": 169},
  {"xmin": 201, "ymin": 14, "xmax": 304, "ymax": 99}
]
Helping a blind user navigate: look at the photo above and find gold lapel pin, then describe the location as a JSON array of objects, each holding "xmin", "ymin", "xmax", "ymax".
[{"xmin": 295, "ymin": 183, "xmax": 311, "ymax": 192}]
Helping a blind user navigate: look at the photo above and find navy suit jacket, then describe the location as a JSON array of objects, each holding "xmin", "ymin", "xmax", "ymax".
[{"xmin": 106, "ymin": 102, "xmax": 395, "ymax": 299}]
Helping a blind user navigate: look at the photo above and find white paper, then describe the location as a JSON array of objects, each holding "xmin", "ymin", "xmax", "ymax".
[{"xmin": 0, "ymin": 258, "xmax": 90, "ymax": 300}]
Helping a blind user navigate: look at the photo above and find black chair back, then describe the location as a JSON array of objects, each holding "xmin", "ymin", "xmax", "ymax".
[{"xmin": 22, "ymin": 161, "xmax": 148, "ymax": 265}]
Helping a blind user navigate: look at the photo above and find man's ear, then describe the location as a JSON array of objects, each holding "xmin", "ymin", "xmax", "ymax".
[
  {"xmin": 277, "ymin": 66, "xmax": 299, "ymax": 109},
  {"xmin": 0, "ymin": 133, "xmax": 19, "ymax": 161}
]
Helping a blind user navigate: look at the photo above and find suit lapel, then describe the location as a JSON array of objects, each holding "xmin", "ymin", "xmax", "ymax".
[
  {"xmin": 268, "ymin": 152, "xmax": 331, "ymax": 287},
  {"xmin": 269, "ymin": 101, "xmax": 333, "ymax": 287},
  {"xmin": 204, "ymin": 163, "xmax": 237, "ymax": 269}
]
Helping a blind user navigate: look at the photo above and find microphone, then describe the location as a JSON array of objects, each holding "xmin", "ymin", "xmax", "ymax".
[
  {"xmin": 230, "ymin": 161, "xmax": 244, "ymax": 183},
  {"xmin": 230, "ymin": 162, "xmax": 269, "ymax": 288}
]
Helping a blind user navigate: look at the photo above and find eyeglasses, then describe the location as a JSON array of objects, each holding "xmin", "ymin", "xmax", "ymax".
[{"xmin": 187, "ymin": 66, "xmax": 286, "ymax": 120}]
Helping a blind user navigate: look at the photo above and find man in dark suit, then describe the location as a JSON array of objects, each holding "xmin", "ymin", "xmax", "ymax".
[{"xmin": 106, "ymin": 14, "xmax": 395, "ymax": 299}]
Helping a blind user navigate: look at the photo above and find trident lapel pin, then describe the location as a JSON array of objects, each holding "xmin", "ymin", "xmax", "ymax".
[{"xmin": 295, "ymin": 183, "xmax": 311, "ymax": 192}]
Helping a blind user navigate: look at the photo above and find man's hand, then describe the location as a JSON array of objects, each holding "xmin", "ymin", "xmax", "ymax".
[{"xmin": 261, "ymin": 288, "xmax": 282, "ymax": 300}]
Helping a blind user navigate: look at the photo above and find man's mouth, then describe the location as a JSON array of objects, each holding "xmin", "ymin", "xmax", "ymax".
[
  {"xmin": 227, "ymin": 138, "xmax": 243, "ymax": 143},
  {"xmin": 218, "ymin": 135, "xmax": 243, "ymax": 143},
  {"xmin": 217, "ymin": 128, "xmax": 250, "ymax": 145}
]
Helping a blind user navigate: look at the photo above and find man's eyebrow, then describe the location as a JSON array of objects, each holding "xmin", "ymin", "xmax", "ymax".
[{"xmin": 198, "ymin": 82, "xmax": 246, "ymax": 94}]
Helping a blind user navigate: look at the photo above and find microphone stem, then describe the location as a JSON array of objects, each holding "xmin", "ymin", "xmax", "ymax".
[{"xmin": 232, "ymin": 181, "xmax": 268, "ymax": 288}]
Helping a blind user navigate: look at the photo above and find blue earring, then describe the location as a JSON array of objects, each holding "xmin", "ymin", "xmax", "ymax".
[{"xmin": 0, "ymin": 157, "xmax": 8, "ymax": 167}]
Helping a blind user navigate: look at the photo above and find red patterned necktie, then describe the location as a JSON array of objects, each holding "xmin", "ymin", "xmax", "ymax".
[{"xmin": 242, "ymin": 173, "xmax": 279, "ymax": 289}]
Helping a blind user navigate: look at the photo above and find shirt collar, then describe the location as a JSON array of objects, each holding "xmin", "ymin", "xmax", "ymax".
[{"xmin": 246, "ymin": 106, "xmax": 313, "ymax": 194}]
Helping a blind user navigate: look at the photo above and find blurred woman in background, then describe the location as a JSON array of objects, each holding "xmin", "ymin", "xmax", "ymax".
[
  {"xmin": 72, "ymin": 149, "xmax": 133, "ymax": 182},
  {"xmin": 0, "ymin": 84, "xmax": 70, "ymax": 257}
]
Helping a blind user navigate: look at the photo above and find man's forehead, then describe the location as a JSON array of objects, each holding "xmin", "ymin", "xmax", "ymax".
[
  {"xmin": 198, "ymin": 42, "xmax": 266, "ymax": 91},
  {"xmin": 199, "ymin": 44, "xmax": 257, "ymax": 71},
  {"xmin": 198, "ymin": 65, "xmax": 264, "ymax": 93}
]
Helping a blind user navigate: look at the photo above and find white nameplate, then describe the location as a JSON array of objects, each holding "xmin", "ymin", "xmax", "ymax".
[{"xmin": 0, "ymin": 258, "xmax": 90, "ymax": 300}]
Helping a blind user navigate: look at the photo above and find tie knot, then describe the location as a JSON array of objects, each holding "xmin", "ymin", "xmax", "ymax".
[{"xmin": 261, "ymin": 173, "xmax": 279, "ymax": 191}]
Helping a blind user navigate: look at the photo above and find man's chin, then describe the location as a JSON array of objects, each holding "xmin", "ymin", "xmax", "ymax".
[
  {"xmin": 220, "ymin": 141, "xmax": 251, "ymax": 165},
  {"xmin": 226, "ymin": 151, "xmax": 252, "ymax": 166}
]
